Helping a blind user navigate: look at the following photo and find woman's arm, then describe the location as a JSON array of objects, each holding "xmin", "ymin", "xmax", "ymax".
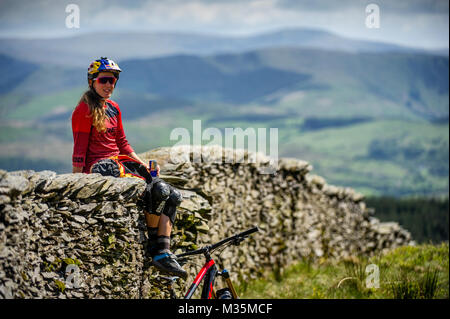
[{"xmin": 72, "ymin": 102, "xmax": 92, "ymax": 172}]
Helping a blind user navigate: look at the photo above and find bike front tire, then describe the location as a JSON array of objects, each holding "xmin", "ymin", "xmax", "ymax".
[{"xmin": 216, "ymin": 288, "xmax": 233, "ymax": 299}]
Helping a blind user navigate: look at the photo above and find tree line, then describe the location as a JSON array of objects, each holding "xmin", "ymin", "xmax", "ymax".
[{"xmin": 365, "ymin": 196, "xmax": 449, "ymax": 244}]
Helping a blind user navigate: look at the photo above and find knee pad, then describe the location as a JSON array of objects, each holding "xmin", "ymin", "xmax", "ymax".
[
  {"xmin": 145, "ymin": 180, "xmax": 170, "ymax": 215},
  {"xmin": 167, "ymin": 188, "xmax": 183, "ymax": 207},
  {"xmin": 152, "ymin": 181, "xmax": 171, "ymax": 203},
  {"xmin": 162, "ymin": 188, "xmax": 183, "ymax": 225}
]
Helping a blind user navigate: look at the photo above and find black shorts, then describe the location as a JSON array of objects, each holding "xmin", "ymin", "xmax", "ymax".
[
  {"xmin": 91, "ymin": 155, "xmax": 152, "ymax": 183},
  {"xmin": 91, "ymin": 155, "xmax": 180, "ymax": 215}
]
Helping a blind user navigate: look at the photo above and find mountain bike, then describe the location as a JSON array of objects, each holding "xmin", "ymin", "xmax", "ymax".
[{"xmin": 156, "ymin": 226, "xmax": 259, "ymax": 299}]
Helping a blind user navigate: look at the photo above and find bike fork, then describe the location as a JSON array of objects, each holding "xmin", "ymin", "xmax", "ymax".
[{"xmin": 221, "ymin": 269, "xmax": 238, "ymax": 299}]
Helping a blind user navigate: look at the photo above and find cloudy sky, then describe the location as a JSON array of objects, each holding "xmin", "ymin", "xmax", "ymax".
[{"xmin": 0, "ymin": 0, "xmax": 448, "ymax": 49}]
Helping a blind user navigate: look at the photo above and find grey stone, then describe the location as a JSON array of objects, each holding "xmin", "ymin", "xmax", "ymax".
[{"xmin": 72, "ymin": 215, "xmax": 86, "ymax": 224}]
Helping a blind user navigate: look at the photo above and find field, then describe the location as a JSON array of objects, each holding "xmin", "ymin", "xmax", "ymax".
[{"xmin": 238, "ymin": 243, "xmax": 449, "ymax": 299}]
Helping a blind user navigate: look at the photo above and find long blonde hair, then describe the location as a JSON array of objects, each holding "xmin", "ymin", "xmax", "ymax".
[{"xmin": 78, "ymin": 89, "xmax": 107, "ymax": 133}]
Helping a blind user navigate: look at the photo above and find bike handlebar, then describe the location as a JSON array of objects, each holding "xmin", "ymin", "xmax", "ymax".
[{"xmin": 176, "ymin": 226, "xmax": 259, "ymax": 258}]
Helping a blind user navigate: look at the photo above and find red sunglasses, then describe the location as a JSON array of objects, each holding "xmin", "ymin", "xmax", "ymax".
[{"xmin": 96, "ymin": 76, "xmax": 117, "ymax": 85}]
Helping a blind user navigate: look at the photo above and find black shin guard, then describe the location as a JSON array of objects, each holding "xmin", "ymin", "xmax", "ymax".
[{"xmin": 161, "ymin": 188, "xmax": 183, "ymax": 225}]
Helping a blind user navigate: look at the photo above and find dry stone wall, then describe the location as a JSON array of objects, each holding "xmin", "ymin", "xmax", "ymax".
[
  {"xmin": 0, "ymin": 146, "xmax": 413, "ymax": 298},
  {"xmin": 139, "ymin": 146, "xmax": 414, "ymax": 282},
  {"xmin": 0, "ymin": 169, "xmax": 211, "ymax": 298}
]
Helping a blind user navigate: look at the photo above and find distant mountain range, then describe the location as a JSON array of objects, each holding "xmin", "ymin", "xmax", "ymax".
[
  {"xmin": 0, "ymin": 28, "xmax": 448, "ymax": 197},
  {"xmin": 0, "ymin": 27, "xmax": 447, "ymax": 68},
  {"xmin": 117, "ymin": 47, "xmax": 449, "ymax": 121},
  {"xmin": 1, "ymin": 45, "xmax": 447, "ymax": 122}
]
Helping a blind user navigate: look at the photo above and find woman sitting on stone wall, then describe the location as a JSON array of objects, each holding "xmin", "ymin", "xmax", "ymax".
[{"xmin": 71, "ymin": 57, "xmax": 186, "ymax": 279}]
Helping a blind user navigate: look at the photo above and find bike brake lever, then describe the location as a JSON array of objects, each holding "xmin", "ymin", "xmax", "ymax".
[{"xmin": 232, "ymin": 236, "xmax": 246, "ymax": 246}]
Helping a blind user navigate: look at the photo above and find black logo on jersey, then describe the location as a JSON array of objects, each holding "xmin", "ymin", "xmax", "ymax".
[
  {"xmin": 105, "ymin": 102, "xmax": 119, "ymax": 119},
  {"xmin": 106, "ymin": 127, "xmax": 117, "ymax": 134}
]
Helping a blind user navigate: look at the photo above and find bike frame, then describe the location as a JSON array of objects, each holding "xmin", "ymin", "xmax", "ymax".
[
  {"xmin": 161, "ymin": 226, "xmax": 259, "ymax": 299},
  {"xmin": 184, "ymin": 258, "xmax": 217, "ymax": 299}
]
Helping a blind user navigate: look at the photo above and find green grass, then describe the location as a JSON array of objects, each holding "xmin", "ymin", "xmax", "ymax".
[{"xmin": 238, "ymin": 243, "xmax": 449, "ymax": 299}]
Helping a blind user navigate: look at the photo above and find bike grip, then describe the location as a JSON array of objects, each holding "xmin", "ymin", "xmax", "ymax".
[{"xmin": 238, "ymin": 226, "xmax": 259, "ymax": 237}]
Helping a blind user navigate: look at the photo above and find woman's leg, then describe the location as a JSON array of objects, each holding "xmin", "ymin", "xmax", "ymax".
[
  {"xmin": 145, "ymin": 211, "xmax": 172, "ymax": 256},
  {"xmin": 145, "ymin": 210, "xmax": 160, "ymax": 228},
  {"xmin": 144, "ymin": 179, "xmax": 186, "ymax": 278},
  {"xmin": 145, "ymin": 210, "xmax": 172, "ymax": 236},
  {"xmin": 157, "ymin": 214, "xmax": 172, "ymax": 236}
]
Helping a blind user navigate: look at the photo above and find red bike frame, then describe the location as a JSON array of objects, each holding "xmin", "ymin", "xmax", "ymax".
[
  {"xmin": 169, "ymin": 226, "xmax": 259, "ymax": 299},
  {"xmin": 184, "ymin": 259, "xmax": 217, "ymax": 299}
]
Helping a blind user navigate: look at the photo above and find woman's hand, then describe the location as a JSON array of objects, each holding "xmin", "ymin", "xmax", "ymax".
[
  {"xmin": 139, "ymin": 158, "xmax": 160, "ymax": 176},
  {"xmin": 146, "ymin": 162, "xmax": 161, "ymax": 176},
  {"xmin": 127, "ymin": 152, "xmax": 160, "ymax": 176}
]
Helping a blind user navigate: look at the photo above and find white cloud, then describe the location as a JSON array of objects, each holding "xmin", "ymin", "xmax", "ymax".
[{"xmin": 0, "ymin": 0, "xmax": 448, "ymax": 49}]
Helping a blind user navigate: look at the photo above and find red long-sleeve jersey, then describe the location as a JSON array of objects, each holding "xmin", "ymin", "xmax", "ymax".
[{"xmin": 71, "ymin": 99, "xmax": 134, "ymax": 173}]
